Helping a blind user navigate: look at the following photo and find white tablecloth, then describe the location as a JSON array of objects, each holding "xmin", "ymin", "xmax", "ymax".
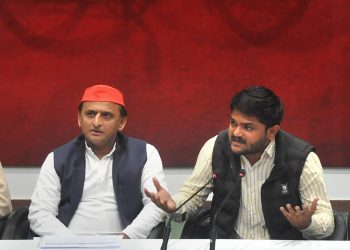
[{"xmin": 1, "ymin": 238, "xmax": 350, "ymax": 250}]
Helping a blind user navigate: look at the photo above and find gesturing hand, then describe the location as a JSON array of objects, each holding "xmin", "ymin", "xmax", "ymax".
[
  {"xmin": 279, "ymin": 198, "xmax": 319, "ymax": 230},
  {"xmin": 144, "ymin": 177, "xmax": 177, "ymax": 213}
]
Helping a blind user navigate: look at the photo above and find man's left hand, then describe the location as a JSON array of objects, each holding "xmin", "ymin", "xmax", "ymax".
[{"xmin": 279, "ymin": 198, "xmax": 319, "ymax": 230}]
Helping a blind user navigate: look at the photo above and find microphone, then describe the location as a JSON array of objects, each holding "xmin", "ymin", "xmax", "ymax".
[
  {"xmin": 209, "ymin": 168, "xmax": 246, "ymax": 250},
  {"xmin": 160, "ymin": 172, "xmax": 219, "ymax": 250}
]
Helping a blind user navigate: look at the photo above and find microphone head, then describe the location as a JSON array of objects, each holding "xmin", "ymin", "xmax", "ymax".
[
  {"xmin": 239, "ymin": 169, "xmax": 246, "ymax": 178},
  {"xmin": 211, "ymin": 172, "xmax": 220, "ymax": 180}
]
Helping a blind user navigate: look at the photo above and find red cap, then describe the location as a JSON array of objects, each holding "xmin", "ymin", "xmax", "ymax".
[{"xmin": 81, "ymin": 84, "xmax": 125, "ymax": 107}]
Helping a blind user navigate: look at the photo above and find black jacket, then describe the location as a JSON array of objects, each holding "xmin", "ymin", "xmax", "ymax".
[
  {"xmin": 211, "ymin": 129, "xmax": 314, "ymax": 239},
  {"xmin": 53, "ymin": 133, "xmax": 147, "ymax": 228}
]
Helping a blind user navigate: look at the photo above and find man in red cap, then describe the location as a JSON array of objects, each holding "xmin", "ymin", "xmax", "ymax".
[{"xmin": 29, "ymin": 84, "xmax": 167, "ymax": 238}]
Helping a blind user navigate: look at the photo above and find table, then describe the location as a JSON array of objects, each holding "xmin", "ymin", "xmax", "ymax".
[{"xmin": 1, "ymin": 238, "xmax": 350, "ymax": 250}]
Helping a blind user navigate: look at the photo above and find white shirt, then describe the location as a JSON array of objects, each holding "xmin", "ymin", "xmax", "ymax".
[
  {"xmin": 173, "ymin": 135, "xmax": 334, "ymax": 239},
  {"xmin": 29, "ymin": 142, "xmax": 167, "ymax": 239},
  {"xmin": 0, "ymin": 161, "xmax": 12, "ymax": 218}
]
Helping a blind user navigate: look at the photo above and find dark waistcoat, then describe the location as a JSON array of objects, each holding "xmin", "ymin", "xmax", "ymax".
[
  {"xmin": 211, "ymin": 129, "xmax": 314, "ymax": 240},
  {"xmin": 53, "ymin": 133, "xmax": 147, "ymax": 228}
]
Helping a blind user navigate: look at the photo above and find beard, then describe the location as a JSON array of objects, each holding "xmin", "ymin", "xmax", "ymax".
[{"xmin": 230, "ymin": 134, "xmax": 270, "ymax": 157}]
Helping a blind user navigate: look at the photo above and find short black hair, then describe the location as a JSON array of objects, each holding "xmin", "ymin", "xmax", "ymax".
[
  {"xmin": 78, "ymin": 102, "xmax": 128, "ymax": 117},
  {"xmin": 230, "ymin": 86, "xmax": 283, "ymax": 128}
]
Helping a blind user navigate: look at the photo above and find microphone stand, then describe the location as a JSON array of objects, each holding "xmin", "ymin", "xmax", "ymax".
[
  {"xmin": 160, "ymin": 215, "xmax": 172, "ymax": 250},
  {"xmin": 209, "ymin": 169, "xmax": 245, "ymax": 250},
  {"xmin": 209, "ymin": 187, "xmax": 235, "ymax": 250},
  {"xmin": 160, "ymin": 173, "xmax": 218, "ymax": 250}
]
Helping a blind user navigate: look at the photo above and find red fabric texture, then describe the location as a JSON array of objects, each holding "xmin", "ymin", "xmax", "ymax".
[
  {"xmin": 0, "ymin": 1, "xmax": 349, "ymax": 167},
  {"xmin": 81, "ymin": 85, "xmax": 125, "ymax": 107}
]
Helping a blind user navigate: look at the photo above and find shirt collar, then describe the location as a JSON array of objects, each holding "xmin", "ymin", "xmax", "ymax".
[
  {"xmin": 241, "ymin": 139, "xmax": 275, "ymax": 167},
  {"xmin": 85, "ymin": 141, "xmax": 116, "ymax": 159},
  {"xmin": 264, "ymin": 139, "xmax": 275, "ymax": 159}
]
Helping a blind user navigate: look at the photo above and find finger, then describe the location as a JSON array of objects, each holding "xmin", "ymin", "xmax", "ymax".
[
  {"xmin": 310, "ymin": 198, "xmax": 319, "ymax": 210},
  {"xmin": 152, "ymin": 177, "xmax": 163, "ymax": 192},
  {"xmin": 294, "ymin": 206, "xmax": 302, "ymax": 212},
  {"xmin": 167, "ymin": 200, "xmax": 177, "ymax": 212},
  {"xmin": 285, "ymin": 204, "xmax": 296, "ymax": 214},
  {"xmin": 280, "ymin": 207, "xmax": 290, "ymax": 217},
  {"xmin": 144, "ymin": 188, "xmax": 155, "ymax": 199},
  {"xmin": 307, "ymin": 198, "xmax": 319, "ymax": 214}
]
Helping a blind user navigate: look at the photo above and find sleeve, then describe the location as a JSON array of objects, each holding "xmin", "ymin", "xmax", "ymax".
[
  {"xmin": 0, "ymin": 162, "xmax": 12, "ymax": 218},
  {"xmin": 28, "ymin": 153, "xmax": 74, "ymax": 236},
  {"xmin": 299, "ymin": 152, "xmax": 335, "ymax": 239},
  {"xmin": 122, "ymin": 144, "xmax": 167, "ymax": 239},
  {"xmin": 172, "ymin": 136, "xmax": 216, "ymax": 220}
]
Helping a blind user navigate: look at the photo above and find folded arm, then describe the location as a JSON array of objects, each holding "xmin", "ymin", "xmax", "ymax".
[
  {"xmin": 28, "ymin": 153, "xmax": 73, "ymax": 236},
  {"xmin": 123, "ymin": 144, "xmax": 167, "ymax": 239}
]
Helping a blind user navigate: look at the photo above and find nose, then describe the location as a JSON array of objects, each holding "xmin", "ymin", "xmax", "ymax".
[
  {"xmin": 232, "ymin": 125, "xmax": 242, "ymax": 137},
  {"xmin": 92, "ymin": 113, "xmax": 102, "ymax": 127}
]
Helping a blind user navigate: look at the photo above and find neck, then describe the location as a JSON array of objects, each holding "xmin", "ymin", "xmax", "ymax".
[
  {"xmin": 245, "ymin": 153, "xmax": 263, "ymax": 165},
  {"xmin": 86, "ymin": 136, "xmax": 118, "ymax": 159},
  {"xmin": 89, "ymin": 142, "xmax": 115, "ymax": 159},
  {"xmin": 93, "ymin": 148, "xmax": 112, "ymax": 159},
  {"xmin": 245, "ymin": 138, "xmax": 272, "ymax": 165}
]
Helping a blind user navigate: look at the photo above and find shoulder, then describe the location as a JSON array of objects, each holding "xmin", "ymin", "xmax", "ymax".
[
  {"xmin": 0, "ymin": 162, "xmax": 5, "ymax": 180},
  {"xmin": 304, "ymin": 151, "xmax": 323, "ymax": 171},
  {"xmin": 203, "ymin": 135, "xmax": 218, "ymax": 151},
  {"xmin": 53, "ymin": 135, "xmax": 85, "ymax": 154},
  {"xmin": 277, "ymin": 130, "xmax": 312, "ymax": 146},
  {"xmin": 200, "ymin": 130, "xmax": 228, "ymax": 153},
  {"xmin": 119, "ymin": 134, "xmax": 146, "ymax": 147},
  {"xmin": 276, "ymin": 130, "xmax": 314, "ymax": 153},
  {"xmin": 145, "ymin": 143, "xmax": 161, "ymax": 159},
  {"xmin": 196, "ymin": 134, "xmax": 220, "ymax": 162}
]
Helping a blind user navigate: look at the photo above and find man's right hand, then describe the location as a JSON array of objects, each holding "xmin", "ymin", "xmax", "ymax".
[{"xmin": 144, "ymin": 177, "xmax": 177, "ymax": 213}]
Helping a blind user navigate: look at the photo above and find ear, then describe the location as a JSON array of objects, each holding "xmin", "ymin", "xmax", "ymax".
[
  {"xmin": 77, "ymin": 112, "xmax": 82, "ymax": 128},
  {"xmin": 267, "ymin": 125, "xmax": 280, "ymax": 140},
  {"xmin": 118, "ymin": 116, "xmax": 127, "ymax": 131}
]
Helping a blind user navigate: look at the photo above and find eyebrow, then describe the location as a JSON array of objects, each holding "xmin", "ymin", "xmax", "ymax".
[
  {"xmin": 230, "ymin": 117, "xmax": 257, "ymax": 126},
  {"xmin": 84, "ymin": 109, "xmax": 96, "ymax": 113},
  {"xmin": 85, "ymin": 109, "xmax": 113, "ymax": 113}
]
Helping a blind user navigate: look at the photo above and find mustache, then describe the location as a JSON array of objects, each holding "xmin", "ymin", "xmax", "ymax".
[
  {"xmin": 231, "ymin": 136, "xmax": 246, "ymax": 144},
  {"xmin": 91, "ymin": 129, "xmax": 102, "ymax": 133}
]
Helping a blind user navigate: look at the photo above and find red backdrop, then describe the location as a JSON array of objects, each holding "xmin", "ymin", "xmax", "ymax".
[{"xmin": 0, "ymin": 0, "xmax": 349, "ymax": 167}]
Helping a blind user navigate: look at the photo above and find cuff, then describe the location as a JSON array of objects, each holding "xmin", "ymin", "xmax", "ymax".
[{"xmin": 300, "ymin": 217, "xmax": 317, "ymax": 238}]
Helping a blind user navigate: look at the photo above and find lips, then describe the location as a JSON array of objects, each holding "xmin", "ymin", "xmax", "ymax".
[
  {"xmin": 90, "ymin": 129, "xmax": 103, "ymax": 136},
  {"xmin": 232, "ymin": 137, "xmax": 245, "ymax": 144}
]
